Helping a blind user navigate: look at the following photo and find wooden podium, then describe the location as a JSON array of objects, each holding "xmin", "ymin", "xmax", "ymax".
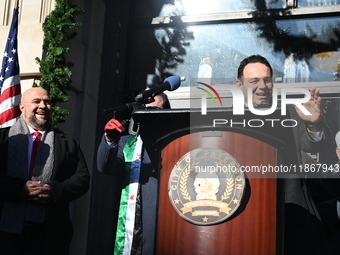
[{"xmin": 132, "ymin": 108, "xmax": 294, "ymax": 255}]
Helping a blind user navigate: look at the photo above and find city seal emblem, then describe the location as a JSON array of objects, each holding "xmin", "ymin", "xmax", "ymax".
[{"xmin": 168, "ymin": 147, "xmax": 245, "ymax": 225}]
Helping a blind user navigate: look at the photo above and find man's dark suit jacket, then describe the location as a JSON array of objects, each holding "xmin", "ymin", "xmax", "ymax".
[
  {"xmin": 0, "ymin": 127, "xmax": 90, "ymax": 254},
  {"xmin": 308, "ymin": 177, "xmax": 340, "ymax": 255},
  {"xmin": 284, "ymin": 107, "xmax": 332, "ymax": 255}
]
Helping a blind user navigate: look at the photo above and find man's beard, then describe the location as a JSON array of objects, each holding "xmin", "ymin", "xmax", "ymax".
[{"xmin": 26, "ymin": 114, "xmax": 51, "ymax": 129}]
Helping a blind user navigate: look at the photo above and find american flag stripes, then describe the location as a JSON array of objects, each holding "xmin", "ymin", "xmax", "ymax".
[{"xmin": 0, "ymin": 7, "xmax": 21, "ymax": 128}]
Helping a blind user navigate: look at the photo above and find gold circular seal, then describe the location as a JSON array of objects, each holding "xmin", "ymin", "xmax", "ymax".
[{"xmin": 168, "ymin": 147, "xmax": 245, "ymax": 225}]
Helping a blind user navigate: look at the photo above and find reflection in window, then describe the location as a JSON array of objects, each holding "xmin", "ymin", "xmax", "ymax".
[
  {"xmin": 131, "ymin": 16, "xmax": 340, "ymax": 88},
  {"xmin": 135, "ymin": 0, "xmax": 287, "ymax": 18},
  {"xmin": 299, "ymin": 0, "xmax": 340, "ymax": 7}
]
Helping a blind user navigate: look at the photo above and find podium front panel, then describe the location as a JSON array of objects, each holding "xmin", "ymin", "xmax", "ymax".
[{"xmin": 156, "ymin": 131, "xmax": 279, "ymax": 255}]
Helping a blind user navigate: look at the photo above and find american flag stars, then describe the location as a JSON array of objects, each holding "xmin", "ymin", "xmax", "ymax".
[{"xmin": 0, "ymin": 7, "xmax": 21, "ymax": 127}]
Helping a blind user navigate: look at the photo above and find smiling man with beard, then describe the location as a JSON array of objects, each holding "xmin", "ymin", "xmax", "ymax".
[
  {"xmin": 0, "ymin": 87, "xmax": 90, "ymax": 255},
  {"xmin": 20, "ymin": 87, "xmax": 52, "ymax": 130}
]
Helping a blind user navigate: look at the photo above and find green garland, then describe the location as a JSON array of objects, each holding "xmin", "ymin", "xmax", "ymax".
[{"xmin": 35, "ymin": 0, "xmax": 83, "ymax": 125}]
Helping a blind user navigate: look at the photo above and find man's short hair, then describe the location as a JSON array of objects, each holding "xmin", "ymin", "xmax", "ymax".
[
  {"xmin": 158, "ymin": 92, "xmax": 171, "ymax": 109},
  {"xmin": 237, "ymin": 54, "xmax": 273, "ymax": 79}
]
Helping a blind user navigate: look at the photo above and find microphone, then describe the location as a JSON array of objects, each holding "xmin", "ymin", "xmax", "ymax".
[{"xmin": 134, "ymin": 76, "xmax": 181, "ymax": 102}]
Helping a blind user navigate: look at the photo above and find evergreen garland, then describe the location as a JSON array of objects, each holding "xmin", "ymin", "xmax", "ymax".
[{"xmin": 35, "ymin": 0, "xmax": 83, "ymax": 125}]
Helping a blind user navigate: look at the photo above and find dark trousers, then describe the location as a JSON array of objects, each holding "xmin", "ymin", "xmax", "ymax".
[{"xmin": 0, "ymin": 222, "xmax": 47, "ymax": 255}]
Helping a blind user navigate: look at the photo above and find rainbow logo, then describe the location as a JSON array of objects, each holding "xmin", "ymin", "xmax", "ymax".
[{"xmin": 196, "ymin": 82, "xmax": 223, "ymax": 106}]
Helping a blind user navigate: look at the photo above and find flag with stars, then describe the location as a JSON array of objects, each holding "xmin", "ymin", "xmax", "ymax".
[
  {"xmin": 0, "ymin": 7, "xmax": 21, "ymax": 128},
  {"xmin": 115, "ymin": 135, "xmax": 143, "ymax": 255}
]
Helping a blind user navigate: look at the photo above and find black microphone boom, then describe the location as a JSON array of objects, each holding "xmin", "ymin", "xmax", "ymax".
[
  {"xmin": 103, "ymin": 102, "xmax": 141, "ymax": 113},
  {"xmin": 134, "ymin": 76, "xmax": 181, "ymax": 103}
]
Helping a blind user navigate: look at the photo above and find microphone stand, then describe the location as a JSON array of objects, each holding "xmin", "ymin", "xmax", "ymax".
[
  {"xmin": 102, "ymin": 97, "xmax": 156, "ymax": 137},
  {"xmin": 103, "ymin": 97, "xmax": 156, "ymax": 114},
  {"xmin": 103, "ymin": 102, "xmax": 142, "ymax": 114}
]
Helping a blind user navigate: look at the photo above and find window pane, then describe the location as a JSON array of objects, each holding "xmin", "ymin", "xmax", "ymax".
[
  {"xmin": 299, "ymin": 0, "xmax": 340, "ymax": 7},
  {"xmin": 129, "ymin": 16, "xmax": 340, "ymax": 88},
  {"xmin": 135, "ymin": 0, "xmax": 286, "ymax": 18}
]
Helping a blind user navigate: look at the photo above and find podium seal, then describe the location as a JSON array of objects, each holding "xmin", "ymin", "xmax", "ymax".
[{"xmin": 168, "ymin": 147, "xmax": 245, "ymax": 225}]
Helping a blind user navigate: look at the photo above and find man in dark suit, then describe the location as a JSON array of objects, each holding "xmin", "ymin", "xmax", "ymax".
[
  {"xmin": 308, "ymin": 134, "xmax": 340, "ymax": 255},
  {"xmin": 0, "ymin": 87, "xmax": 90, "ymax": 255},
  {"xmin": 236, "ymin": 55, "xmax": 331, "ymax": 255},
  {"xmin": 308, "ymin": 177, "xmax": 340, "ymax": 255}
]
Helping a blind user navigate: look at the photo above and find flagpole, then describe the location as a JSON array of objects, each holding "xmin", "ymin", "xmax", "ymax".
[{"xmin": 15, "ymin": 0, "xmax": 19, "ymax": 8}]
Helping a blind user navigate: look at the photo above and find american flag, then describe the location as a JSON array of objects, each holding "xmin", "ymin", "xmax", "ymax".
[{"xmin": 0, "ymin": 7, "xmax": 21, "ymax": 128}]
